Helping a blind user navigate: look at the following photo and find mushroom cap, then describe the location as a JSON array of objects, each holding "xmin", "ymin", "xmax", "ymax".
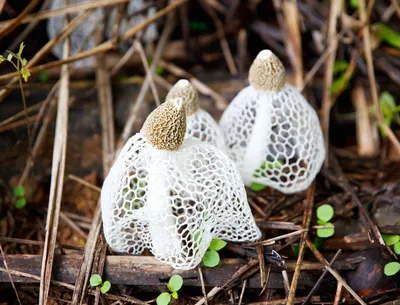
[
  {"xmin": 141, "ymin": 98, "xmax": 186, "ymax": 151},
  {"xmin": 248, "ymin": 50, "xmax": 286, "ymax": 92},
  {"xmin": 166, "ymin": 79, "xmax": 199, "ymax": 116}
]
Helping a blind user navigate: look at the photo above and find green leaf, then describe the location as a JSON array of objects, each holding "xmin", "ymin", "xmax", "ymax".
[
  {"xmin": 21, "ymin": 58, "xmax": 28, "ymax": 68},
  {"xmin": 100, "ymin": 281, "xmax": 111, "ymax": 294},
  {"xmin": 89, "ymin": 274, "xmax": 102, "ymax": 287},
  {"xmin": 371, "ymin": 23, "xmax": 400, "ymax": 49},
  {"xmin": 384, "ymin": 262, "xmax": 400, "ymax": 276},
  {"xmin": 317, "ymin": 222, "xmax": 335, "ymax": 238},
  {"xmin": 317, "ymin": 219, "xmax": 327, "ymax": 225},
  {"xmin": 0, "ymin": 56, "xmax": 6, "ymax": 64},
  {"xmin": 21, "ymin": 68, "xmax": 31, "ymax": 82},
  {"xmin": 292, "ymin": 243, "xmax": 299, "ymax": 256},
  {"xmin": 333, "ymin": 60, "xmax": 349, "ymax": 74},
  {"xmin": 18, "ymin": 42, "xmax": 25, "ymax": 56},
  {"xmin": 13, "ymin": 186, "xmax": 25, "ymax": 197},
  {"xmin": 156, "ymin": 292, "xmax": 171, "ymax": 305},
  {"xmin": 15, "ymin": 198, "xmax": 26, "ymax": 209},
  {"xmin": 167, "ymin": 274, "xmax": 183, "ymax": 292},
  {"xmin": 350, "ymin": 0, "xmax": 359, "ymax": 8},
  {"xmin": 330, "ymin": 73, "xmax": 350, "ymax": 93},
  {"xmin": 393, "ymin": 242, "xmax": 400, "ymax": 255},
  {"xmin": 313, "ymin": 237, "xmax": 324, "ymax": 249},
  {"xmin": 380, "ymin": 91, "xmax": 396, "ymax": 122},
  {"xmin": 202, "ymin": 250, "xmax": 220, "ymax": 267},
  {"xmin": 156, "ymin": 66, "xmax": 165, "ymax": 75},
  {"xmin": 209, "ymin": 239, "xmax": 227, "ymax": 251},
  {"xmin": 250, "ymin": 182, "xmax": 267, "ymax": 192},
  {"xmin": 316, "ymin": 204, "xmax": 334, "ymax": 222},
  {"xmin": 382, "ymin": 234, "xmax": 400, "ymax": 246},
  {"xmin": 39, "ymin": 70, "xmax": 49, "ymax": 83},
  {"xmin": 171, "ymin": 291, "xmax": 178, "ymax": 299}
]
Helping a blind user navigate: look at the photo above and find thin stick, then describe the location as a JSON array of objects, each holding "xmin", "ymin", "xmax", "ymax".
[
  {"xmin": 199, "ymin": 0, "xmax": 237, "ymax": 75},
  {"xmin": 286, "ymin": 185, "xmax": 314, "ymax": 305},
  {"xmin": 0, "ymin": 245, "xmax": 22, "ymax": 305},
  {"xmin": 134, "ymin": 40, "xmax": 160, "ymax": 106},
  {"xmin": 246, "ymin": 229, "xmax": 307, "ymax": 246},
  {"xmin": 39, "ymin": 31, "xmax": 70, "ymax": 305},
  {"xmin": 238, "ymin": 279, "xmax": 247, "ymax": 305},
  {"xmin": 302, "ymin": 249, "xmax": 342, "ymax": 305},
  {"xmin": 281, "ymin": 270, "xmax": 290, "ymax": 297},
  {"xmin": 306, "ymin": 239, "xmax": 367, "ymax": 305},
  {"xmin": 333, "ymin": 282, "xmax": 343, "ymax": 305},
  {"xmin": 68, "ymin": 174, "xmax": 101, "ymax": 192},
  {"xmin": 110, "ymin": 40, "xmax": 138, "ymax": 76},
  {"xmin": 0, "ymin": 0, "xmax": 41, "ymax": 38},
  {"xmin": 198, "ymin": 267, "xmax": 209, "ymax": 305},
  {"xmin": 359, "ymin": 0, "xmax": 400, "ymax": 154},
  {"xmin": 321, "ymin": 0, "xmax": 342, "ymax": 167}
]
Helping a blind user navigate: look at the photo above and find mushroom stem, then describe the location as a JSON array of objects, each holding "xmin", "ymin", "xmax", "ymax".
[
  {"xmin": 242, "ymin": 91, "xmax": 273, "ymax": 185},
  {"xmin": 146, "ymin": 152, "xmax": 181, "ymax": 257}
]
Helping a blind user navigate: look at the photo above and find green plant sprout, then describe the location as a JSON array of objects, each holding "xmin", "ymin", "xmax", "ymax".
[
  {"xmin": 89, "ymin": 274, "xmax": 111, "ymax": 294},
  {"xmin": 250, "ymin": 161, "xmax": 284, "ymax": 192},
  {"xmin": 156, "ymin": 274, "xmax": 183, "ymax": 305},
  {"xmin": 202, "ymin": 238, "xmax": 227, "ymax": 267},
  {"xmin": 13, "ymin": 186, "xmax": 26, "ymax": 209},
  {"xmin": 384, "ymin": 262, "xmax": 400, "ymax": 276},
  {"xmin": 316, "ymin": 204, "xmax": 335, "ymax": 238},
  {"xmin": 330, "ymin": 60, "xmax": 353, "ymax": 94},
  {"xmin": 378, "ymin": 91, "xmax": 400, "ymax": 137},
  {"xmin": 382, "ymin": 234, "xmax": 400, "ymax": 255},
  {"xmin": 371, "ymin": 23, "xmax": 400, "ymax": 49}
]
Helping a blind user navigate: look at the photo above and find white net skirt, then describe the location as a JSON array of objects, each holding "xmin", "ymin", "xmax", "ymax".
[
  {"xmin": 220, "ymin": 84, "xmax": 325, "ymax": 194},
  {"xmin": 101, "ymin": 135, "xmax": 261, "ymax": 270},
  {"xmin": 186, "ymin": 109, "xmax": 226, "ymax": 152}
]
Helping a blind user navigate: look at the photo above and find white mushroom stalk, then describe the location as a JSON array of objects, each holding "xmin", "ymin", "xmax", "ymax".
[
  {"xmin": 166, "ymin": 79, "xmax": 226, "ymax": 151},
  {"xmin": 220, "ymin": 50, "xmax": 325, "ymax": 194},
  {"xmin": 101, "ymin": 98, "xmax": 260, "ymax": 270}
]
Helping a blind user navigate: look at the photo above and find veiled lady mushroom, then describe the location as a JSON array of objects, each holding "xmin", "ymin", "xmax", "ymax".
[
  {"xmin": 219, "ymin": 50, "xmax": 325, "ymax": 194},
  {"xmin": 101, "ymin": 98, "xmax": 260, "ymax": 270},
  {"xmin": 166, "ymin": 79, "xmax": 226, "ymax": 150}
]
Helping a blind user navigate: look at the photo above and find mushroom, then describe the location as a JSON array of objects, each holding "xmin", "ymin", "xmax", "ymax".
[
  {"xmin": 101, "ymin": 98, "xmax": 260, "ymax": 270},
  {"xmin": 166, "ymin": 79, "xmax": 226, "ymax": 151},
  {"xmin": 219, "ymin": 50, "xmax": 325, "ymax": 194}
]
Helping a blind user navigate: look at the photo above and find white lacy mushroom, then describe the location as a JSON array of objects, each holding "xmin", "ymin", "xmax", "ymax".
[
  {"xmin": 101, "ymin": 98, "xmax": 260, "ymax": 270},
  {"xmin": 219, "ymin": 50, "xmax": 325, "ymax": 194},
  {"xmin": 166, "ymin": 79, "xmax": 226, "ymax": 150},
  {"xmin": 47, "ymin": 0, "xmax": 158, "ymax": 68}
]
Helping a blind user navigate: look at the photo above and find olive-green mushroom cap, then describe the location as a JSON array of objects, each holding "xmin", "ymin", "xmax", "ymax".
[
  {"xmin": 166, "ymin": 79, "xmax": 199, "ymax": 116},
  {"xmin": 248, "ymin": 50, "xmax": 286, "ymax": 92},
  {"xmin": 141, "ymin": 98, "xmax": 186, "ymax": 151}
]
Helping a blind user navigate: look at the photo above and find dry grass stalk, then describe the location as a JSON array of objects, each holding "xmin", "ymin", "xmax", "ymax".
[
  {"xmin": 198, "ymin": 267, "xmax": 209, "ymax": 305},
  {"xmin": 0, "ymin": 246, "xmax": 22, "ymax": 305},
  {"xmin": 0, "ymin": 0, "xmax": 41, "ymax": 38},
  {"xmin": 333, "ymin": 282, "xmax": 343, "ymax": 305},
  {"xmin": 281, "ymin": 0, "xmax": 303, "ymax": 88},
  {"xmin": 351, "ymin": 84, "xmax": 379, "ymax": 157},
  {"xmin": 238, "ymin": 278, "xmax": 247, "ymax": 305},
  {"xmin": 359, "ymin": 0, "xmax": 400, "ymax": 155},
  {"xmin": 286, "ymin": 184, "xmax": 314, "ymax": 305},
  {"xmin": 199, "ymin": 0, "xmax": 238, "ymax": 76},
  {"xmin": 38, "ymin": 33, "xmax": 70, "ymax": 305},
  {"xmin": 321, "ymin": 0, "xmax": 343, "ymax": 167}
]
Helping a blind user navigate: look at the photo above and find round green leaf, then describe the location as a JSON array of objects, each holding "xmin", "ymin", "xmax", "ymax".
[
  {"xmin": 167, "ymin": 274, "xmax": 183, "ymax": 292},
  {"xmin": 15, "ymin": 198, "xmax": 27, "ymax": 209},
  {"xmin": 156, "ymin": 292, "xmax": 171, "ymax": 305},
  {"xmin": 316, "ymin": 204, "xmax": 334, "ymax": 222},
  {"xmin": 13, "ymin": 186, "xmax": 25, "ymax": 197},
  {"xmin": 384, "ymin": 262, "xmax": 400, "ymax": 276},
  {"xmin": 171, "ymin": 291, "xmax": 178, "ymax": 299},
  {"xmin": 250, "ymin": 182, "xmax": 266, "ymax": 192},
  {"xmin": 100, "ymin": 281, "xmax": 111, "ymax": 294},
  {"xmin": 90, "ymin": 274, "xmax": 102, "ymax": 287},
  {"xmin": 202, "ymin": 250, "xmax": 220, "ymax": 267},
  {"xmin": 382, "ymin": 234, "xmax": 400, "ymax": 246},
  {"xmin": 317, "ymin": 223, "xmax": 335, "ymax": 238},
  {"xmin": 209, "ymin": 239, "xmax": 227, "ymax": 251},
  {"xmin": 393, "ymin": 242, "xmax": 400, "ymax": 255}
]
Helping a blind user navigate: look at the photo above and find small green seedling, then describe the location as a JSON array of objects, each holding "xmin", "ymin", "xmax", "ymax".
[
  {"xmin": 384, "ymin": 262, "xmax": 400, "ymax": 276},
  {"xmin": 156, "ymin": 274, "xmax": 183, "ymax": 305},
  {"xmin": 250, "ymin": 161, "xmax": 283, "ymax": 192},
  {"xmin": 202, "ymin": 239, "xmax": 227, "ymax": 267},
  {"xmin": 13, "ymin": 185, "xmax": 26, "ymax": 209},
  {"xmin": 378, "ymin": 91, "xmax": 400, "ymax": 137},
  {"xmin": 330, "ymin": 60, "xmax": 353, "ymax": 94},
  {"xmin": 382, "ymin": 234, "xmax": 400, "ymax": 255},
  {"xmin": 89, "ymin": 274, "xmax": 111, "ymax": 294},
  {"xmin": 316, "ymin": 204, "xmax": 335, "ymax": 238},
  {"xmin": 371, "ymin": 23, "xmax": 400, "ymax": 49}
]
